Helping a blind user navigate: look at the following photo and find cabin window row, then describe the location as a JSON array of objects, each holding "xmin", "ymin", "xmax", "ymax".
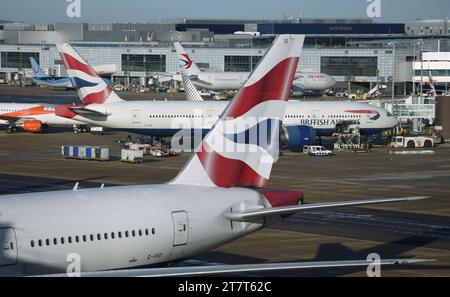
[
  {"xmin": 284, "ymin": 115, "xmax": 362, "ymax": 119},
  {"xmin": 149, "ymin": 115, "xmax": 204, "ymax": 118},
  {"xmin": 30, "ymin": 228, "xmax": 156, "ymax": 248}
]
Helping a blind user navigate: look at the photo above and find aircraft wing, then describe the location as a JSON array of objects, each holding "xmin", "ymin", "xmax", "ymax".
[
  {"xmin": 0, "ymin": 115, "xmax": 19, "ymax": 122},
  {"xmin": 223, "ymin": 196, "xmax": 429, "ymax": 222},
  {"xmin": 68, "ymin": 106, "xmax": 110, "ymax": 118},
  {"xmin": 40, "ymin": 258, "xmax": 430, "ymax": 277}
]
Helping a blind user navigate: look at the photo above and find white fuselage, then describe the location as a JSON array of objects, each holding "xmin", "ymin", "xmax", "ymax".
[
  {"xmin": 191, "ymin": 71, "xmax": 336, "ymax": 91},
  {"xmin": 71, "ymin": 100, "xmax": 398, "ymax": 136},
  {"xmin": 0, "ymin": 185, "xmax": 264, "ymax": 276},
  {"xmin": 0, "ymin": 103, "xmax": 85, "ymax": 127}
]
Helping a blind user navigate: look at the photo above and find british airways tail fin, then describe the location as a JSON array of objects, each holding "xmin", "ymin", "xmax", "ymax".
[
  {"xmin": 174, "ymin": 42, "xmax": 201, "ymax": 77},
  {"xmin": 171, "ymin": 35, "xmax": 304, "ymax": 188},
  {"xmin": 30, "ymin": 57, "xmax": 47, "ymax": 78},
  {"xmin": 56, "ymin": 43, "xmax": 123, "ymax": 105}
]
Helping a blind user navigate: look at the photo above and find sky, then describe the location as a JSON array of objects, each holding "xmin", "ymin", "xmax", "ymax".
[{"xmin": 0, "ymin": 0, "xmax": 448, "ymax": 23}]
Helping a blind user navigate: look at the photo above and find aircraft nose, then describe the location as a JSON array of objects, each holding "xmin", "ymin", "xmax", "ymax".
[
  {"xmin": 327, "ymin": 76, "xmax": 336, "ymax": 88},
  {"xmin": 391, "ymin": 116, "xmax": 399, "ymax": 127}
]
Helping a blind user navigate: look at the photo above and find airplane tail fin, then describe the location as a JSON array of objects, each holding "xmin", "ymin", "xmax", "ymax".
[
  {"xmin": 174, "ymin": 42, "xmax": 201, "ymax": 76},
  {"xmin": 171, "ymin": 35, "xmax": 305, "ymax": 188},
  {"xmin": 56, "ymin": 43, "xmax": 123, "ymax": 105},
  {"xmin": 181, "ymin": 70, "xmax": 204, "ymax": 102},
  {"xmin": 30, "ymin": 57, "xmax": 47, "ymax": 78}
]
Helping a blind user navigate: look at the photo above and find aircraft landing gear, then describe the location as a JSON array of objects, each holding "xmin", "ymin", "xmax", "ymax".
[{"xmin": 6, "ymin": 126, "xmax": 18, "ymax": 134}]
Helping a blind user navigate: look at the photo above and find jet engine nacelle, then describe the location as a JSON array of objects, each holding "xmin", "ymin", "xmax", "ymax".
[
  {"xmin": 280, "ymin": 125, "xmax": 316, "ymax": 152},
  {"xmin": 21, "ymin": 120, "xmax": 42, "ymax": 133}
]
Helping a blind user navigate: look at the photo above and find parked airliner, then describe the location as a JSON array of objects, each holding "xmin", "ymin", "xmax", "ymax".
[
  {"xmin": 30, "ymin": 57, "xmax": 113, "ymax": 89},
  {"xmin": 0, "ymin": 103, "xmax": 85, "ymax": 133},
  {"xmin": 54, "ymin": 44, "xmax": 396, "ymax": 152},
  {"xmin": 173, "ymin": 41, "xmax": 336, "ymax": 92},
  {"xmin": 0, "ymin": 35, "xmax": 427, "ymax": 277}
]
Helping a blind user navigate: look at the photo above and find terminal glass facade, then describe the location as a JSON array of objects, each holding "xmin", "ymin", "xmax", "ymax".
[
  {"xmin": 121, "ymin": 54, "xmax": 166, "ymax": 72},
  {"xmin": 321, "ymin": 56, "xmax": 378, "ymax": 77},
  {"xmin": 1, "ymin": 52, "xmax": 39, "ymax": 69},
  {"xmin": 393, "ymin": 104, "xmax": 435, "ymax": 119},
  {"xmin": 415, "ymin": 69, "xmax": 449, "ymax": 76},
  {"xmin": 224, "ymin": 55, "xmax": 262, "ymax": 72}
]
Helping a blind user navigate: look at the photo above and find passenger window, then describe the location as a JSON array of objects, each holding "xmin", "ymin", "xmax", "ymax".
[
  {"xmin": 75, "ymin": 236, "xmax": 80, "ymax": 243},
  {"xmin": 145, "ymin": 229, "xmax": 149, "ymax": 236},
  {"xmin": 53, "ymin": 238, "xmax": 58, "ymax": 245},
  {"xmin": 90, "ymin": 234, "xmax": 94, "ymax": 241},
  {"xmin": 152, "ymin": 228, "xmax": 155, "ymax": 235},
  {"xmin": 30, "ymin": 240, "xmax": 35, "ymax": 248},
  {"xmin": 61, "ymin": 237, "xmax": 65, "ymax": 244},
  {"xmin": 111, "ymin": 232, "xmax": 115, "ymax": 239},
  {"xmin": 132, "ymin": 230, "xmax": 136, "ymax": 237},
  {"xmin": 38, "ymin": 239, "xmax": 42, "ymax": 247},
  {"xmin": 138, "ymin": 229, "xmax": 142, "ymax": 236},
  {"xmin": 125, "ymin": 231, "xmax": 129, "ymax": 238},
  {"xmin": 104, "ymin": 233, "xmax": 108, "ymax": 240},
  {"xmin": 68, "ymin": 237, "xmax": 72, "ymax": 244},
  {"xmin": 83, "ymin": 235, "xmax": 87, "ymax": 242},
  {"xmin": 97, "ymin": 234, "xmax": 101, "ymax": 241},
  {"xmin": 118, "ymin": 231, "xmax": 122, "ymax": 238}
]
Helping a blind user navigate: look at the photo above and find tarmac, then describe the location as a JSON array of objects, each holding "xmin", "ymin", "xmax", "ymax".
[{"xmin": 0, "ymin": 85, "xmax": 449, "ymax": 276}]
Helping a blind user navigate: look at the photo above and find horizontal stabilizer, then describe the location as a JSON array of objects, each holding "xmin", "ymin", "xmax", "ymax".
[
  {"xmin": 68, "ymin": 106, "xmax": 110, "ymax": 118},
  {"xmin": 223, "ymin": 196, "xmax": 430, "ymax": 222},
  {"xmin": 38, "ymin": 258, "xmax": 432, "ymax": 277}
]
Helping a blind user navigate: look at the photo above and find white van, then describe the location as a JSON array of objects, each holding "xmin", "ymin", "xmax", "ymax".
[{"xmin": 304, "ymin": 145, "xmax": 333, "ymax": 156}]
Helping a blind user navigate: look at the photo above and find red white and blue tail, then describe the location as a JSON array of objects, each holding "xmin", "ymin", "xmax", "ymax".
[
  {"xmin": 57, "ymin": 43, "xmax": 123, "ymax": 105},
  {"xmin": 171, "ymin": 35, "xmax": 305, "ymax": 188}
]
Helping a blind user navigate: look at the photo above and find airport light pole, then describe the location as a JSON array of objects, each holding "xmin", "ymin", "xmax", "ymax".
[
  {"xmin": 388, "ymin": 42, "xmax": 397, "ymax": 113},
  {"xmin": 420, "ymin": 41, "xmax": 424, "ymax": 100}
]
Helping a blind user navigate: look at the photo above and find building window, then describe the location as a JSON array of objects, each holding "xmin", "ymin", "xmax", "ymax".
[
  {"xmin": 122, "ymin": 54, "xmax": 166, "ymax": 72},
  {"xmin": 321, "ymin": 56, "xmax": 378, "ymax": 77},
  {"xmin": 224, "ymin": 55, "xmax": 262, "ymax": 72},
  {"xmin": 1, "ymin": 52, "xmax": 39, "ymax": 69}
]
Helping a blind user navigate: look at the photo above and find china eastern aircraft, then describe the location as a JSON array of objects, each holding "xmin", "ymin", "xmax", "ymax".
[
  {"xmin": 0, "ymin": 103, "xmax": 86, "ymax": 133},
  {"xmin": 173, "ymin": 41, "xmax": 336, "ymax": 92},
  {"xmin": 0, "ymin": 35, "xmax": 428, "ymax": 277},
  {"xmin": 54, "ymin": 44, "xmax": 397, "ymax": 152},
  {"xmin": 30, "ymin": 57, "xmax": 113, "ymax": 89}
]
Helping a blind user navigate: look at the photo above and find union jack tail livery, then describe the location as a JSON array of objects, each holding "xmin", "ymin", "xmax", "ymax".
[
  {"xmin": 174, "ymin": 42, "xmax": 201, "ymax": 77},
  {"xmin": 57, "ymin": 43, "xmax": 123, "ymax": 105},
  {"xmin": 171, "ymin": 35, "xmax": 305, "ymax": 188}
]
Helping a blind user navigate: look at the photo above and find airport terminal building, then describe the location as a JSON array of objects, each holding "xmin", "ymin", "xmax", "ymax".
[{"xmin": 0, "ymin": 18, "xmax": 450, "ymax": 95}]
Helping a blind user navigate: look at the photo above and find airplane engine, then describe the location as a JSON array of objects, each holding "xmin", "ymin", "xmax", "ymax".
[
  {"xmin": 21, "ymin": 120, "xmax": 42, "ymax": 133},
  {"xmin": 280, "ymin": 125, "xmax": 316, "ymax": 152}
]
